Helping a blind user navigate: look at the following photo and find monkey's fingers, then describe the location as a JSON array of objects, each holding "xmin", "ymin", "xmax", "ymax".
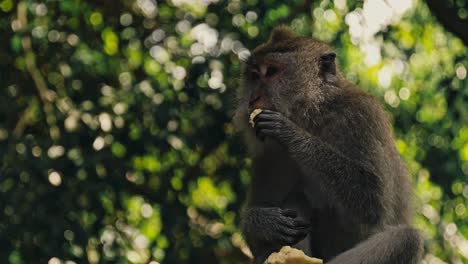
[
  {"xmin": 280, "ymin": 216, "xmax": 310, "ymax": 229},
  {"xmin": 254, "ymin": 121, "xmax": 278, "ymax": 139},
  {"xmin": 287, "ymin": 226, "xmax": 311, "ymax": 238},
  {"xmin": 281, "ymin": 209, "xmax": 298, "ymax": 218},
  {"xmin": 258, "ymin": 109, "xmax": 279, "ymax": 115},
  {"xmin": 253, "ymin": 110, "xmax": 282, "ymax": 122},
  {"xmin": 257, "ymin": 129, "xmax": 277, "ymax": 138},
  {"xmin": 255, "ymin": 121, "xmax": 280, "ymax": 130},
  {"xmin": 278, "ymin": 228, "xmax": 309, "ymax": 245},
  {"xmin": 292, "ymin": 218, "xmax": 312, "ymax": 228}
]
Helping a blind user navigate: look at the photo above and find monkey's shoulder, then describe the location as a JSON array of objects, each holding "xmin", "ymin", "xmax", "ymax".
[
  {"xmin": 323, "ymin": 87, "xmax": 391, "ymax": 136},
  {"xmin": 314, "ymin": 87, "xmax": 395, "ymax": 161}
]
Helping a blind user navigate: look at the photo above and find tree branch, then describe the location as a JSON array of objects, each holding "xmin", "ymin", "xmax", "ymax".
[
  {"xmin": 425, "ymin": 0, "xmax": 468, "ymax": 46},
  {"xmin": 16, "ymin": 1, "xmax": 57, "ymax": 138}
]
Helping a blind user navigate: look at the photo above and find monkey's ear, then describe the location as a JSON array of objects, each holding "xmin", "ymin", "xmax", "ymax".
[
  {"xmin": 270, "ymin": 26, "xmax": 297, "ymax": 42},
  {"xmin": 320, "ymin": 52, "xmax": 337, "ymax": 82}
]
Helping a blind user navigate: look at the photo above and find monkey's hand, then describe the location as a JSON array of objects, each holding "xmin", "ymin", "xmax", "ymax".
[
  {"xmin": 254, "ymin": 110, "xmax": 306, "ymax": 145},
  {"xmin": 243, "ymin": 207, "xmax": 311, "ymax": 248}
]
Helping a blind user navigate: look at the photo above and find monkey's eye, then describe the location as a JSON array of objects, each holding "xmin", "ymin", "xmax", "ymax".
[
  {"xmin": 265, "ymin": 66, "xmax": 279, "ymax": 78},
  {"xmin": 246, "ymin": 64, "xmax": 281, "ymax": 80}
]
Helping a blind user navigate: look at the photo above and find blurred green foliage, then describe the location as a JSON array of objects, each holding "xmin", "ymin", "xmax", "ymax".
[{"xmin": 0, "ymin": 0, "xmax": 467, "ymax": 263}]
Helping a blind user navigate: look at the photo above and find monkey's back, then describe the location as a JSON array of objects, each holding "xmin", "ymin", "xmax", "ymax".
[{"xmin": 305, "ymin": 82, "xmax": 413, "ymax": 258}]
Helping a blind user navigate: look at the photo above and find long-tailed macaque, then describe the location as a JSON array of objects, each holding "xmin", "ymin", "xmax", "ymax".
[{"xmin": 234, "ymin": 26, "xmax": 423, "ymax": 264}]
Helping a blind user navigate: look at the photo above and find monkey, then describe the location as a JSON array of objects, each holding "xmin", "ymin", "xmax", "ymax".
[{"xmin": 234, "ymin": 26, "xmax": 424, "ymax": 264}]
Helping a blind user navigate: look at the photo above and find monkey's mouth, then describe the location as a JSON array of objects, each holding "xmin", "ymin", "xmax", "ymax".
[
  {"xmin": 250, "ymin": 96, "xmax": 271, "ymax": 110},
  {"xmin": 249, "ymin": 90, "xmax": 273, "ymax": 112}
]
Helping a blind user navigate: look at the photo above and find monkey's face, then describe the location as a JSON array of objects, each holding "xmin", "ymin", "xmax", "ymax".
[
  {"xmin": 242, "ymin": 52, "xmax": 298, "ymax": 114},
  {"xmin": 235, "ymin": 26, "xmax": 339, "ymax": 133}
]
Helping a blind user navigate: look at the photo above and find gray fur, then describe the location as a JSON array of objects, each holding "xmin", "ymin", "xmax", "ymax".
[{"xmin": 235, "ymin": 26, "xmax": 423, "ymax": 264}]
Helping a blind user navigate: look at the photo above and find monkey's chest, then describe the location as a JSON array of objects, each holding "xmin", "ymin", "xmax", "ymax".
[
  {"xmin": 250, "ymin": 147, "xmax": 304, "ymax": 205},
  {"xmin": 250, "ymin": 159, "xmax": 301, "ymax": 206},
  {"xmin": 251, "ymin": 145, "xmax": 326, "ymax": 208}
]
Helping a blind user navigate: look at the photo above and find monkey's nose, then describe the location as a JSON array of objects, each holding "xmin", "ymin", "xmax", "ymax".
[
  {"xmin": 249, "ymin": 93, "xmax": 261, "ymax": 105},
  {"xmin": 259, "ymin": 64, "xmax": 279, "ymax": 79},
  {"xmin": 259, "ymin": 64, "xmax": 268, "ymax": 77},
  {"xmin": 249, "ymin": 88, "xmax": 271, "ymax": 109}
]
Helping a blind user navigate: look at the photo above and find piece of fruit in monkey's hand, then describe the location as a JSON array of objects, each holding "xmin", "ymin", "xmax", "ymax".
[
  {"xmin": 249, "ymin": 109, "xmax": 263, "ymax": 128},
  {"xmin": 264, "ymin": 246, "xmax": 323, "ymax": 264}
]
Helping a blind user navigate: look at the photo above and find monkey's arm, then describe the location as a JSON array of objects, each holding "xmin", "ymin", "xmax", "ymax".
[{"xmin": 255, "ymin": 109, "xmax": 385, "ymax": 224}]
